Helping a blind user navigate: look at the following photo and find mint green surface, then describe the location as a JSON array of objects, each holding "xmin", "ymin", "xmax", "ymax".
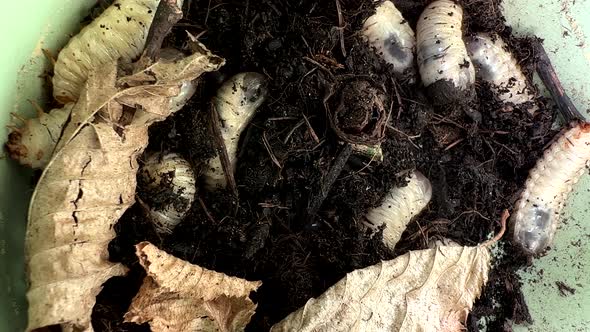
[
  {"xmin": 502, "ymin": 1, "xmax": 590, "ymax": 331},
  {"xmin": 0, "ymin": 1, "xmax": 588, "ymax": 331},
  {"xmin": 0, "ymin": 1, "xmax": 94, "ymax": 331}
]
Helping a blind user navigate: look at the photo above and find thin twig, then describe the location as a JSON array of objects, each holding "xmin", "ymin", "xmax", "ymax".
[
  {"xmin": 303, "ymin": 56, "xmax": 335, "ymax": 80},
  {"xmin": 302, "ymin": 113, "xmax": 320, "ymax": 143},
  {"xmin": 335, "ymin": 0, "xmax": 347, "ymax": 57},
  {"xmin": 28, "ymin": 99, "xmax": 45, "ymax": 117},
  {"xmin": 453, "ymin": 209, "xmax": 491, "ymax": 222},
  {"xmin": 205, "ymin": 0, "xmax": 212, "ymax": 24},
  {"xmin": 444, "ymin": 138, "xmax": 465, "ymax": 151},
  {"xmin": 9, "ymin": 112, "xmax": 26, "ymax": 124},
  {"xmin": 268, "ymin": 117, "xmax": 299, "ymax": 121},
  {"xmin": 338, "ymin": 151, "xmax": 377, "ymax": 180},
  {"xmin": 198, "ymin": 196, "xmax": 217, "ymax": 224},
  {"xmin": 262, "ymin": 131, "xmax": 282, "ymax": 168},
  {"xmin": 534, "ymin": 40, "xmax": 584, "ymax": 122},
  {"xmin": 491, "ymin": 140, "xmax": 517, "ymax": 155},
  {"xmin": 209, "ymin": 103, "xmax": 238, "ymax": 197},
  {"xmin": 283, "ymin": 119, "xmax": 306, "ymax": 144},
  {"xmin": 482, "ymin": 209, "xmax": 509, "ymax": 247},
  {"xmin": 42, "ymin": 49, "xmax": 56, "ymax": 65},
  {"xmin": 142, "ymin": 0, "xmax": 183, "ymax": 61},
  {"xmin": 306, "ymin": 143, "xmax": 353, "ymax": 221},
  {"xmin": 386, "ymin": 125, "xmax": 420, "ymax": 149},
  {"xmin": 391, "ymin": 79, "xmax": 404, "ymax": 119}
]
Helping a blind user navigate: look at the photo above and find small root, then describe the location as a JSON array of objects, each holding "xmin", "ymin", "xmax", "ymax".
[{"xmin": 482, "ymin": 209, "xmax": 509, "ymax": 247}]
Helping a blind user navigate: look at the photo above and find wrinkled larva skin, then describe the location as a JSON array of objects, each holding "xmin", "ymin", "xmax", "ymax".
[
  {"xmin": 204, "ymin": 72, "xmax": 268, "ymax": 190},
  {"xmin": 365, "ymin": 170, "xmax": 432, "ymax": 250},
  {"xmin": 417, "ymin": 0, "xmax": 475, "ymax": 104},
  {"xmin": 512, "ymin": 122, "xmax": 590, "ymax": 255},
  {"xmin": 140, "ymin": 153, "xmax": 196, "ymax": 234},
  {"xmin": 52, "ymin": 0, "xmax": 160, "ymax": 103},
  {"xmin": 362, "ymin": 1, "xmax": 416, "ymax": 79},
  {"xmin": 466, "ymin": 33, "xmax": 538, "ymax": 113},
  {"xmin": 5, "ymin": 104, "xmax": 73, "ymax": 169}
]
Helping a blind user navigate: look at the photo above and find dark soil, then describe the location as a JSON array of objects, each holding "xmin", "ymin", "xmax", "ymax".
[{"xmin": 93, "ymin": 0, "xmax": 557, "ymax": 331}]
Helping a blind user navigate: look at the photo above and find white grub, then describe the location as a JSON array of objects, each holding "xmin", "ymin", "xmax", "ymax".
[
  {"xmin": 5, "ymin": 104, "xmax": 73, "ymax": 169},
  {"xmin": 139, "ymin": 153, "xmax": 196, "ymax": 234},
  {"xmin": 417, "ymin": 0, "xmax": 475, "ymax": 104},
  {"xmin": 466, "ymin": 33, "xmax": 538, "ymax": 113},
  {"xmin": 362, "ymin": 1, "xmax": 416, "ymax": 78},
  {"xmin": 160, "ymin": 48, "xmax": 199, "ymax": 113},
  {"xmin": 365, "ymin": 170, "xmax": 432, "ymax": 249},
  {"xmin": 52, "ymin": 0, "xmax": 160, "ymax": 103},
  {"xmin": 169, "ymin": 80, "xmax": 197, "ymax": 113},
  {"xmin": 204, "ymin": 72, "xmax": 268, "ymax": 190},
  {"xmin": 512, "ymin": 122, "xmax": 590, "ymax": 255}
]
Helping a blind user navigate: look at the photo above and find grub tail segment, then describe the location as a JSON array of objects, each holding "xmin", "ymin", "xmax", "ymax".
[
  {"xmin": 417, "ymin": 0, "xmax": 475, "ymax": 104},
  {"xmin": 466, "ymin": 33, "xmax": 537, "ymax": 113},
  {"xmin": 512, "ymin": 122, "xmax": 590, "ymax": 255}
]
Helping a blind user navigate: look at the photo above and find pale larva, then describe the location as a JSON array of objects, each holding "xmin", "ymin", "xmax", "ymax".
[
  {"xmin": 5, "ymin": 104, "xmax": 73, "ymax": 169},
  {"xmin": 512, "ymin": 122, "xmax": 590, "ymax": 255},
  {"xmin": 466, "ymin": 33, "xmax": 538, "ymax": 113},
  {"xmin": 365, "ymin": 170, "xmax": 432, "ymax": 250},
  {"xmin": 362, "ymin": 0, "xmax": 416, "ymax": 79},
  {"xmin": 52, "ymin": 0, "xmax": 160, "ymax": 103},
  {"xmin": 159, "ymin": 48, "xmax": 199, "ymax": 113},
  {"xmin": 204, "ymin": 72, "xmax": 268, "ymax": 190},
  {"xmin": 139, "ymin": 153, "xmax": 196, "ymax": 234},
  {"xmin": 417, "ymin": 0, "xmax": 475, "ymax": 104}
]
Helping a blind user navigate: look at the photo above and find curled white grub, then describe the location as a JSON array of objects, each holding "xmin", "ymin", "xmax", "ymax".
[
  {"xmin": 362, "ymin": 1, "xmax": 416, "ymax": 78},
  {"xmin": 204, "ymin": 72, "xmax": 268, "ymax": 190},
  {"xmin": 512, "ymin": 122, "xmax": 590, "ymax": 255},
  {"xmin": 139, "ymin": 153, "xmax": 196, "ymax": 234},
  {"xmin": 365, "ymin": 170, "xmax": 432, "ymax": 249}
]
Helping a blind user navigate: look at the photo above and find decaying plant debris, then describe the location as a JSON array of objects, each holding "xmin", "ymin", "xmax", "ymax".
[
  {"xmin": 125, "ymin": 242, "xmax": 261, "ymax": 332},
  {"xmin": 272, "ymin": 245, "xmax": 491, "ymax": 332},
  {"xmin": 25, "ymin": 41, "xmax": 223, "ymax": 331}
]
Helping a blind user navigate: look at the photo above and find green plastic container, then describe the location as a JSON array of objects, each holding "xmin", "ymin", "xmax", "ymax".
[{"xmin": 0, "ymin": 0, "xmax": 588, "ymax": 331}]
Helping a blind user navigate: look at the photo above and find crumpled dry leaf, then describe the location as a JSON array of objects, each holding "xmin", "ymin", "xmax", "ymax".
[
  {"xmin": 25, "ymin": 44, "xmax": 224, "ymax": 332},
  {"xmin": 271, "ymin": 245, "xmax": 491, "ymax": 332},
  {"xmin": 124, "ymin": 242, "xmax": 261, "ymax": 332}
]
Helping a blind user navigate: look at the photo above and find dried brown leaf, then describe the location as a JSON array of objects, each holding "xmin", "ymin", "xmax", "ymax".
[
  {"xmin": 25, "ymin": 43, "xmax": 224, "ymax": 332},
  {"xmin": 124, "ymin": 242, "xmax": 261, "ymax": 332},
  {"xmin": 271, "ymin": 245, "xmax": 491, "ymax": 332}
]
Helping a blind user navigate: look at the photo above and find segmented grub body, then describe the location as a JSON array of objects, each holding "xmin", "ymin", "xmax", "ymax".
[
  {"xmin": 362, "ymin": 1, "xmax": 416, "ymax": 78},
  {"xmin": 417, "ymin": 0, "xmax": 475, "ymax": 104},
  {"xmin": 512, "ymin": 122, "xmax": 590, "ymax": 254},
  {"xmin": 52, "ymin": 0, "xmax": 160, "ymax": 103},
  {"xmin": 365, "ymin": 171, "xmax": 432, "ymax": 249},
  {"xmin": 204, "ymin": 72, "xmax": 268, "ymax": 190},
  {"xmin": 6, "ymin": 104, "xmax": 73, "ymax": 169},
  {"xmin": 466, "ymin": 33, "xmax": 537, "ymax": 113},
  {"xmin": 139, "ymin": 153, "xmax": 196, "ymax": 234}
]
